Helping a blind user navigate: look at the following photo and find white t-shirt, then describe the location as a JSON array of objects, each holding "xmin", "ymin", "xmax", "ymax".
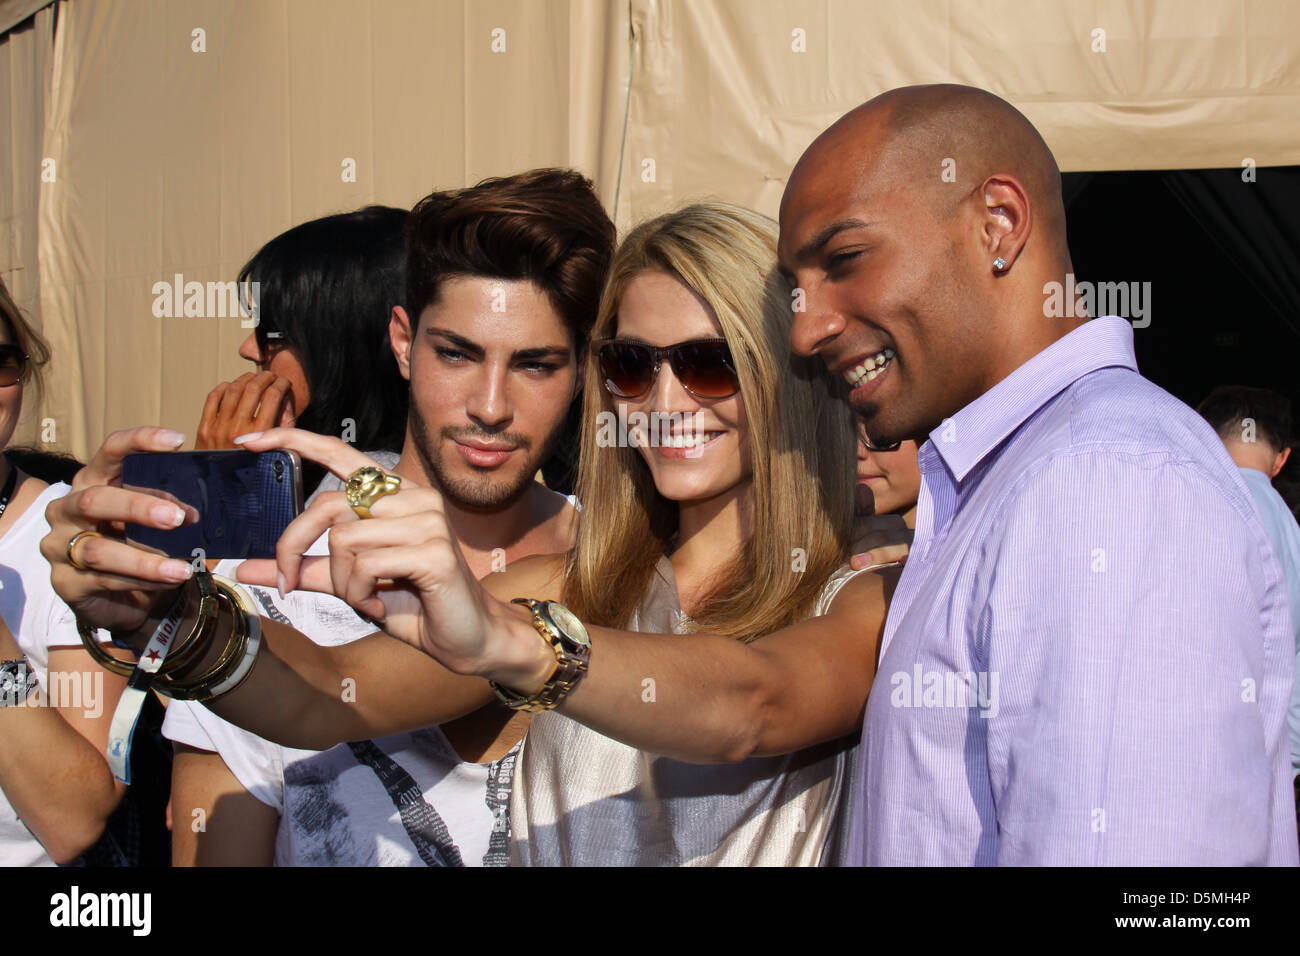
[
  {"xmin": 0, "ymin": 482, "xmax": 90, "ymax": 866},
  {"xmin": 162, "ymin": 540, "xmax": 518, "ymax": 867}
]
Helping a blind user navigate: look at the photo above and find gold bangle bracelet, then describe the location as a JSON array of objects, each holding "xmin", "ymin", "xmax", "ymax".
[
  {"xmin": 154, "ymin": 589, "xmax": 219, "ymax": 677},
  {"xmin": 159, "ymin": 590, "xmax": 247, "ymax": 698},
  {"xmin": 158, "ymin": 577, "xmax": 259, "ymax": 699},
  {"xmin": 77, "ymin": 621, "xmax": 136, "ymax": 678},
  {"xmin": 76, "ymin": 575, "xmax": 215, "ymax": 678},
  {"xmin": 177, "ymin": 576, "xmax": 263, "ymax": 702}
]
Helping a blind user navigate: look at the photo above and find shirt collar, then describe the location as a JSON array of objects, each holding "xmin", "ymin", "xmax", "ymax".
[{"xmin": 926, "ymin": 316, "xmax": 1138, "ymax": 483}]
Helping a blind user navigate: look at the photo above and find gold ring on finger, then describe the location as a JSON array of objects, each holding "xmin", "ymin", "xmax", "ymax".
[
  {"xmin": 67, "ymin": 530, "xmax": 105, "ymax": 571},
  {"xmin": 344, "ymin": 466, "xmax": 402, "ymax": 519}
]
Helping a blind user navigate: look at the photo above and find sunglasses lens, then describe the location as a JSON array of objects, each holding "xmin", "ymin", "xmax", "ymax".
[
  {"xmin": 671, "ymin": 341, "xmax": 739, "ymax": 398},
  {"xmin": 0, "ymin": 346, "xmax": 25, "ymax": 386},
  {"xmin": 256, "ymin": 328, "xmax": 285, "ymax": 355},
  {"xmin": 599, "ymin": 343, "xmax": 654, "ymax": 398}
]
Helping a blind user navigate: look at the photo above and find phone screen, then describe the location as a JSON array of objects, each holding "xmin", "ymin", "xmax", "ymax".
[{"xmin": 122, "ymin": 450, "xmax": 303, "ymax": 560}]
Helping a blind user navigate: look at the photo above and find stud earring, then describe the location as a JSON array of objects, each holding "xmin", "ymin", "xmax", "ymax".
[{"xmin": 992, "ymin": 257, "xmax": 1007, "ymax": 272}]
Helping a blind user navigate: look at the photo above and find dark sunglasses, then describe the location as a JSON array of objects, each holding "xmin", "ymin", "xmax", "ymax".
[
  {"xmin": 596, "ymin": 338, "xmax": 740, "ymax": 400},
  {"xmin": 0, "ymin": 345, "xmax": 29, "ymax": 387},
  {"xmin": 253, "ymin": 326, "xmax": 290, "ymax": 361},
  {"xmin": 860, "ymin": 435, "xmax": 902, "ymax": 453}
]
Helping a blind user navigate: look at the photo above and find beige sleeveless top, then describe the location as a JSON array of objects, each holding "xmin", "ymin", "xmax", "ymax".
[{"xmin": 510, "ymin": 558, "xmax": 873, "ymax": 866}]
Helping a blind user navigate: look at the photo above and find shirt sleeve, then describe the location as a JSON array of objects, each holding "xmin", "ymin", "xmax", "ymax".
[
  {"xmin": 1289, "ymin": 647, "xmax": 1300, "ymax": 777},
  {"xmin": 160, "ymin": 698, "xmax": 218, "ymax": 751},
  {"xmin": 162, "ymin": 699, "xmax": 285, "ymax": 813},
  {"xmin": 979, "ymin": 451, "xmax": 1297, "ymax": 865}
]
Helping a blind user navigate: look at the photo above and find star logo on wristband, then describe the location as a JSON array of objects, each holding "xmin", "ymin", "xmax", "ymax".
[{"xmin": 145, "ymin": 649, "xmax": 161, "ymax": 664}]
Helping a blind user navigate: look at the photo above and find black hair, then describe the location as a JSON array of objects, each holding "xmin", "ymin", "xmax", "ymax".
[
  {"xmin": 1196, "ymin": 384, "xmax": 1293, "ymax": 453},
  {"xmin": 4, "ymin": 447, "xmax": 82, "ymax": 485},
  {"xmin": 239, "ymin": 206, "xmax": 410, "ymax": 463}
]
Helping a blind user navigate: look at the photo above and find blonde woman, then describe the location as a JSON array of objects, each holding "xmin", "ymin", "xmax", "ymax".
[{"xmin": 45, "ymin": 203, "xmax": 900, "ymax": 865}]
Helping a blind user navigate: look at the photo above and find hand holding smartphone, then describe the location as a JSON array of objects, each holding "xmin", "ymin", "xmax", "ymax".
[{"xmin": 121, "ymin": 449, "xmax": 303, "ymax": 560}]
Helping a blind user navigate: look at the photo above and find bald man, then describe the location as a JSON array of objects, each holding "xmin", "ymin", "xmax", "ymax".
[{"xmin": 777, "ymin": 84, "xmax": 1296, "ymax": 865}]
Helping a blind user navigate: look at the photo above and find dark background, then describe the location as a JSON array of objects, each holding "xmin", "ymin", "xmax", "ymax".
[{"xmin": 1064, "ymin": 165, "xmax": 1300, "ymax": 500}]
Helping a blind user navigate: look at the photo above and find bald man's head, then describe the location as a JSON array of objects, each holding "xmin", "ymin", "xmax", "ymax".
[
  {"xmin": 785, "ymin": 84, "xmax": 1069, "ymax": 263},
  {"xmin": 883, "ymin": 85, "xmax": 1065, "ymax": 248},
  {"xmin": 779, "ymin": 84, "xmax": 1084, "ymax": 446}
]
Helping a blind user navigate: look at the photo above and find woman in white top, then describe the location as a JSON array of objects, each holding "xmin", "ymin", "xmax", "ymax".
[
  {"xmin": 0, "ymin": 279, "xmax": 135, "ymax": 864},
  {"xmin": 41, "ymin": 203, "xmax": 906, "ymax": 865}
]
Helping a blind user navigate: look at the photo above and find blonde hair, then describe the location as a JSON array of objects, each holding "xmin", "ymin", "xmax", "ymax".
[{"xmin": 562, "ymin": 202, "xmax": 857, "ymax": 639}]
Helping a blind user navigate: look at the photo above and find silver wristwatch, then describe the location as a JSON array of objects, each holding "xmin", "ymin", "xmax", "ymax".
[{"xmin": 0, "ymin": 659, "xmax": 39, "ymax": 706}]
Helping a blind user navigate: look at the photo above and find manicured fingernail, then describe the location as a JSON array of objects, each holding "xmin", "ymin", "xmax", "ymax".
[
  {"xmin": 158, "ymin": 430, "xmax": 185, "ymax": 447},
  {"xmin": 276, "ymin": 571, "xmax": 288, "ymax": 599},
  {"xmin": 233, "ymin": 431, "xmax": 262, "ymax": 445},
  {"xmin": 162, "ymin": 560, "xmax": 193, "ymax": 582},
  {"xmin": 152, "ymin": 503, "xmax": 185, "ymax": 527}
]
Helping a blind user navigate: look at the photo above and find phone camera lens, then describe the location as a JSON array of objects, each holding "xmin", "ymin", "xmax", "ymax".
[{"xmin": 273, "ymin": 459, "xmax": 284, "ymax": 481}]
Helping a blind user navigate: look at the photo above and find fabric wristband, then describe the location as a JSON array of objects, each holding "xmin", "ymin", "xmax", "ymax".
[{"xmin": 106, "ymin": 573, "xmax": 212, "ymax": 783}]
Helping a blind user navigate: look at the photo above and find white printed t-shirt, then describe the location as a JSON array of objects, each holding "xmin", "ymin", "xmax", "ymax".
[
  {"xmin": 0, "ymin": 483, "xmax": 94, "ymax": 865},
  {"xmin": 162, "ymin": 537, "xmax": 517, "ymax": 866}
]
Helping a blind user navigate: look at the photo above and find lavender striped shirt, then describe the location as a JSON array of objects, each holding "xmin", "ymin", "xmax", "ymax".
[{"xmin": 850, "ymin": 316, "xmax": 1298, "ymax": 866}]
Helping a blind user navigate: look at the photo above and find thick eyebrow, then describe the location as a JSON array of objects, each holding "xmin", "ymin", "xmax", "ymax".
[
  {"xmin": 426, "ymin": 327, "xmax": 570, "ymax": 363},
  {"xmin": 512, "ymin": 346, "xmax": 572, "ymax": 363},
  {"xmin": 794, "ymin": 218, "xmax": 874, "ymax": 262}
]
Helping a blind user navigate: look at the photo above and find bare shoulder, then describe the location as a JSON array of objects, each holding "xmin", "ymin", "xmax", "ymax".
[
  {"xmin": 825, "ymin": 563, "xmax": 901, "ymax": 618},
  {"xmin": 538, "ymin": 484, "xmax": 579, "ymax": 550},
  {"xmin": 480, "ymin": 551, "xmax": 566, "ymax": 603}
]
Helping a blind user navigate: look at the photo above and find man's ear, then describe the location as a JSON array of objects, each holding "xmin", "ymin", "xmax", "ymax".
[
  {"xmin": 1271, "ymin": 445, "xmax": 1292, "ymax": 479},
  {"xmin": 389, "ymin": 306, "xmax": 414, "ymax": 381},
  {"xmin": 978, "ymin": 173, "xmax": 1031, "ymax": 271}
]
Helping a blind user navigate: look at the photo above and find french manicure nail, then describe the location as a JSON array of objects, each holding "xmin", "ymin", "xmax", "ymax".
[
  {"xmin": 152, "ymin": 503, "xmax": 185, "ymax": 527},
  {"xmin": 162, "ymin": 560, "xmax": 193, "ymax": 582},
  {"xmin": 276, "ymin": 571, "xmax": 288, "ymax": 599},
  {"xmin": 233, "ymin": 431, "xmax": 263, "ymax": 445},
  {"xmin": 158, "ymin": 429, "xmax": 185, "ymax": 448}
]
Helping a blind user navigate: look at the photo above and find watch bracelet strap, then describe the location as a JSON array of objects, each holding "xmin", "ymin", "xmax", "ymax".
[
  {"xmin": 0, "ymin": 658, "xmax": 39, "ymax": 706},
  {"xmin": 490, "ymin": 599, "xmax": 590, "ymax": 712}
]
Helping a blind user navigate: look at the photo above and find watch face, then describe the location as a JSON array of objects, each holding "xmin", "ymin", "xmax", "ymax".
[{"xmin": 547, "ymin": 604, "xmax": 591, "ymax": 647}]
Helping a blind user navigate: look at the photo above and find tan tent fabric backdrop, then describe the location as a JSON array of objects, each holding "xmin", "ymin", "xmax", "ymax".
[
  {"xmin": 2, "ymin": 0, "xmax": 1298, "ymax": 459},
  {"xmin": 0, "ymin": 3, "xmax": 53, "ymax": 446}
]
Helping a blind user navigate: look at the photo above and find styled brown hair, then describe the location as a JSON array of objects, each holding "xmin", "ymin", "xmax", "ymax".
[
  {"xmin": 405, "ymin": 168, "xmax": 615, "ymax": 353},
  {"xmin": 0, "ymin": 277, "xmax": 51, "ymax": 396},
  {"xmin": 562, "ymin": 203, "xmax": 858, "ymax": 639}
]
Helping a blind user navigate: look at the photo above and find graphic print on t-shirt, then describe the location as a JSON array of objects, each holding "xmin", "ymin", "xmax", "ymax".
[
  {"xmin": 345, "ymin": 739, "xmax": 464, "ymax": 866},
  {"xmin": 245, "ymin": 588, "xmax": 516, "ymax": 866}
]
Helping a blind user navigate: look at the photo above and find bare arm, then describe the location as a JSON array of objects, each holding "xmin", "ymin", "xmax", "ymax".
[
  {"xmin": 261, "ymin": 477, "xmax": 894, "ymax": 763},
  {"xmin": 199, "ymin": 621, "xmax": 493, "ymax": 752},
  {"xmin": 199, "ymin": 554, "xmax": 565, "ymax": 750},
  {"xmin": 0, "ymin": 625, "xmax": 130, "ymax": 863},
  {"xmin": 550, "ymin": 569, "xmax": 895, "ymax": 763},
  {"xmin": 170, "ymin": 745, "xmax": 277, "ymax": 866}
]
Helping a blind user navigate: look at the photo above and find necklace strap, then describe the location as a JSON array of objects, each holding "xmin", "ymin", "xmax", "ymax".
[{"xmin": 0, "ymin": 464, "xmax": 18, "ymax": 520}]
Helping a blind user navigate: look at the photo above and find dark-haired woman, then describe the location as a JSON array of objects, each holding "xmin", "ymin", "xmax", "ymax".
[{"xmin": 195, "ymin": 205, "xmax": 411, "ymax": 496}]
